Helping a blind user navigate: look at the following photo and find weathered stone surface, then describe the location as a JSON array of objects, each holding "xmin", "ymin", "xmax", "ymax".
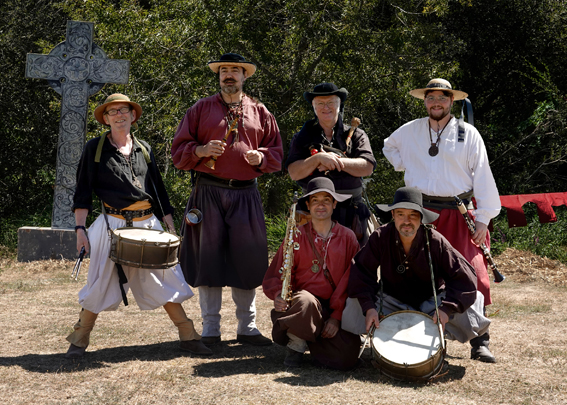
[{"xmin": 17, "ymin": 227, "xmax": 81, "ymax": 262}]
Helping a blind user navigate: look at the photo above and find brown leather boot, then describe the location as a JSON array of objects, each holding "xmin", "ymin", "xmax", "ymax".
[{"xmin": 66, "ymin": 308, "xmax": 98, "ymax": 358}]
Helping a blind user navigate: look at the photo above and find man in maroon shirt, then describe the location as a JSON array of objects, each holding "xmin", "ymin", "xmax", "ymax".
[
  {"xmin": 172, "ymin": 53, "xmax": 283, "ymax": 348},
  {"xmin": 344, "ymin": 187, "xmax": 492, "ymax": 362},
  {"xmin": 263, "ymin": 178, "xmax": 361, "ymax": 369}
]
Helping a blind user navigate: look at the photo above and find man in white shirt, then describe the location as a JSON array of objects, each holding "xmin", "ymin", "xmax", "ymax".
[{"xmin": 383, "ymin": 78, "xmax": 500, "ymax": 363}]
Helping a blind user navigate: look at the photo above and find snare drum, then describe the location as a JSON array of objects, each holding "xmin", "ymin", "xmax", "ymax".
[
  {"xmin": 371, "ymin": 310, "xmax": 445, "ymax": 381},
  {"xmin": 109, "ymin": 227, "xmax": 180, "ymax": 270}
]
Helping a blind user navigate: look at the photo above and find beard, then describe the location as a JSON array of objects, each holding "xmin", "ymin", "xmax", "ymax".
[
  {"xmin": 397, "ymin": 223, "xmax": 417, "ymax": 238},
  {"xmin": 428, "ymin": 105, "xmax": 451, "ymax": 122},
  {"xmin": 221, "ymin": 79, "xmax": 242, "ymax": 95}
]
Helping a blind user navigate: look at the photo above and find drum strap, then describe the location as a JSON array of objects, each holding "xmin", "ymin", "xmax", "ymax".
[{"xmin": 101, "ymin": 203, "xmax": 129, "ymax": 307}]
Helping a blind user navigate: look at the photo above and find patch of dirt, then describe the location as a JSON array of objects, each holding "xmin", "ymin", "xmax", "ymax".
[{"xmin": 495, "ymin": 248, "xmax": 567, "ymax": 287}]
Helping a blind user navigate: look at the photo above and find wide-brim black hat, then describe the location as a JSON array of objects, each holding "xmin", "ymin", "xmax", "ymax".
[
  {"xmin": 208, "ymin": 53, "xmax": 256, "ymax": 77},
  {"xmin": 376, "ymin": 187, "xmax": 439, "ymax": 224},
  {"xmin": 304, "ymin": 82, "xmax": 348, "ymax": 104},
  {"xmin": 297, "ymin": 177, "xmax": 351, "ymax": 211}
]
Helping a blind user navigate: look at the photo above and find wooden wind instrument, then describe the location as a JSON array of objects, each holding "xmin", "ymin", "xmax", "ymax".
[
  {"xmin": 204, "ymin": 117, "xmax": 239, "ymax": 170},
  {"xmin": 346, "ymin": 117, "xmax": 361, "ymax": 147}
]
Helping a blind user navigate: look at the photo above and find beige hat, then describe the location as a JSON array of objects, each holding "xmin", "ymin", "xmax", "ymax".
[
  {"xmin": 208, "ymin": 53, "xmax": 256, "ymax": 77},
  {"xmin": 409, "ymin": 78, "xmax": 468, "ymax": 101},
  {"xmin": 94, "ymin": 93, "xmax": 142, "ymax": 126}
]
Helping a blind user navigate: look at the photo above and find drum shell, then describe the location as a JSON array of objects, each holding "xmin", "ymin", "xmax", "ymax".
[
  {"xmin": 110, "ymin": 227, "xmax": 180, "ymax": 270},
  {"xmin": 371, "ymin": 310, "xmax": 444, "ymax": 381}
]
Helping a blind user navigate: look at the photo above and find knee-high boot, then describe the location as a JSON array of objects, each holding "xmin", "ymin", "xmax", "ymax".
[
  {"xmin": 163, "ymin": 302, "xmax": 212, "ymax": 355},
  {"xmin": 65, "ymin": 308, "xmax": 98, "ymax": 358}
]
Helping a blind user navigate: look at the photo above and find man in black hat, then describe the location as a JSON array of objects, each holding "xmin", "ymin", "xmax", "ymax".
[
  {"xmin": 383, "ymin": 78, "xmax": 500, "ymax": 362},
  {"xmin": 172, "ymin": 53, "xmax": 283, "ymax": 348},
  {"xmin": 263, "ymin": 177, "xmax": 361, "ymax": 369},
  {"xmin": 343, "ymin": 187, "xmax": 490, "ymax": 359},
  {"xmin": 286, "ymin": 83, "xmax": 376, "ymax": 245}
]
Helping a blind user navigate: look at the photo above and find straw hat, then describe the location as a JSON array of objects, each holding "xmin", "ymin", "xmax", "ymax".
[
  {"xmin": 409, "ymin": 78, "xmax": 468, "ymax": 101},
  {"xmin": 94, "ymin": 93, "xmax": 142, "ymax": 126},
  {"xmin": 208, "ymin": 53, "xmax": 256, "ymax": 77}
]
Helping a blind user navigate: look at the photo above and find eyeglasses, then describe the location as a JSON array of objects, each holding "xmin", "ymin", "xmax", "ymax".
[
  {"xmin": 314, "ymin": 101, "xmax": 339, "ymax": 109},
  {"xmin": 425, "ymin": 95, "xmax": 450, "ymax": 103},
  {"xmin": 104, "ymin": 107, "xmax": 132, "ymax": 116}
]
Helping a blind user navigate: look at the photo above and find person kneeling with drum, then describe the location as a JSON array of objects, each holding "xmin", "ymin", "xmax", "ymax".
[
  {"xmin": 342, "ymin": 187, "xmax": 490, "ymax": 380},
  {"xmin": 66, "ymin": 93, "xmax": 211, "ymax": 359}
]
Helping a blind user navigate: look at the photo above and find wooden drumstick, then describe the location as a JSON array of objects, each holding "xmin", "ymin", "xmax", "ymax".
[
  {"xmin": 204, "ymin": 117, "xmax": 239, "ymax": 170},
  {"xmin": 346, "ymin": 117, "xmax": 361, "ymax": 147}
]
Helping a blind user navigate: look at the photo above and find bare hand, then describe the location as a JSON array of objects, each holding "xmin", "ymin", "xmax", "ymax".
[
  {"xmin": 244, "ymin": 150, "xmax": 263, "ymax": 166},
  {"xmin": 472, "ymin": 221, "xmax": 488, "ymax": 246},
  {"xmin": 432, "ymin": 309, "xmax": 449, "ymax": 332},
  {"xmin": 365, "ymin": 308, "xmax": 380, "ymax": 333},
  {"xmin": 76, "ymin": 230, "xmax": 90, "ymax": 254},
  {"xmin": 274, "ymin": 295, "xmax": 289, "ymax": 312},
  {"xmin": 315, "ymin": 151, "xmax": 344, "ymax": 172},
  {"xmin": 321, "ymin": 317, "xmax": 340, "ymax": 339},
  {"xmin": 196, "ymin": 140, "xmax": 226, "ymax": 158}
]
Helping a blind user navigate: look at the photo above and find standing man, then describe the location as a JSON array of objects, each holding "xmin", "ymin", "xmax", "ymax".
[
  {"xmin": 382, "ymin": 78, "xmax": 500, "ymax": 362},
  {"xmin": 171, "ymin": 53, "xmax": 283, "ymax": 347},
  {"xmin": 286, "ymin": 83, "xmax": 376, "ymax": 245},
  {"xmin": 263, "ymin": 178, "xmax": 361, "ymax": 369},
  {"xmin": 344, "ymin": 187, "xmax": 490, "ymax": 359},
  {"xmin": 68, "ymin": 93, "xmax": 211, "ymax": 358}
]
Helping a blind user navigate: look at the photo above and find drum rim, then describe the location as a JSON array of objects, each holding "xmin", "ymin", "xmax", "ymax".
[
  {"xmin": 370, "ymin": 310, "xmax": 444, "ymax": 378},
  {"xmin": 112, "ymin": 227, "xmax": 181, "ymax": 242}
]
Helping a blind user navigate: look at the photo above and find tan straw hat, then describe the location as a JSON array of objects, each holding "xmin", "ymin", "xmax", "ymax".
[
  {"xmin": 208, "ymin": 53, "xmax": 256, "ymax": 77},
  {"xmin": 94, "ymin": 93, "xmax": 143, "ymax": 126},
  {"xmin": 409, "ymin": 78, "xmax": 468, "ymax": 101}
]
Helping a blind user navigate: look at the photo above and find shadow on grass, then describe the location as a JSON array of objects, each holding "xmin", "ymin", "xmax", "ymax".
[{"xmin": 0, "ymin": 339, "xmax": 466, "ymax": 386}]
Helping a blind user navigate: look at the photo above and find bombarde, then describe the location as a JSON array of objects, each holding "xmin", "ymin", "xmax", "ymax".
[{"xmin": 454, "ymin": 196, "xmax": 505, "ymax": 283}]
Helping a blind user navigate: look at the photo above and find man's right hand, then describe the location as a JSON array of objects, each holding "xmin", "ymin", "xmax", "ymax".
[
  {"xmin": 274, "ymin": 295, "xmax": 289, "ymax": 312},
  {"xmin": 76, "ymin": 229, "xmax": 90, "ymax": 254},
  {"xmin": 315, "ymin": 151, "xmax": 345, "ymax": 172},
  {"xmin": 365, "ymin": 308, "xmax": 380, "ymax": 333},
  {"xmin": 195, "ymin": 140, "xmax": 226, "ymax": 158}
]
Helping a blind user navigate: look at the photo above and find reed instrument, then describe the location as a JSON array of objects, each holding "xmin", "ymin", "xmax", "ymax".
[
  {"xmin": 346, "ymin": 117, "xmax": 361, "ymax": 148},
  {"xmin": 279, "ymin": 192, "xmax": 301, "ymax": 304},
  {"xmin": 454, "ymin": 196, "xmax": 505, "ymax": 283},
  {"xmin": 204, "ymin": 117, "xmax": 239, "ymax": 170}
]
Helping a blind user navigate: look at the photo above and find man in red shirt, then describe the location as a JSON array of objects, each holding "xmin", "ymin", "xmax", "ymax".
[{"xmin": 263, "ymin": 178, "xmax": 361, "ymax": 369}]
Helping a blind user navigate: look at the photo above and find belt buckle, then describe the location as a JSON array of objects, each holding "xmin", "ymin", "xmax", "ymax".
[{"xmin": 228, "ymin": 179, "xmax": 235, "ymax": 187}]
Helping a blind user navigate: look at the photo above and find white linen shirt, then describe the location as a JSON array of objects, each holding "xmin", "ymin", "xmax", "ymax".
[{"xmin": 383, "ymin": 116, "xmax": 500, "ymax": 225}]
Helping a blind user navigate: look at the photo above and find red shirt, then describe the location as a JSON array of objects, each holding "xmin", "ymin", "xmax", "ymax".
[
  {"xmin": 263, "ymin": 221, "xmax": 359, "ymax": 320},
  {"xmin": 171, "ymin": 93, "xmax": 283, "ymax": 179}
]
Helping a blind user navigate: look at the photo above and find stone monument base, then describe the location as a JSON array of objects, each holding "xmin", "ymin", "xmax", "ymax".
[{"xmin": 17, "ymin": 227, "xmax": 78, "ymax": 262}]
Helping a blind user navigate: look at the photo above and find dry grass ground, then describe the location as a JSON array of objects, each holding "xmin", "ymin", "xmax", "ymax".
[{"xmin": 0, "ymin": 248, "xmax": 566, "ymax": 405}]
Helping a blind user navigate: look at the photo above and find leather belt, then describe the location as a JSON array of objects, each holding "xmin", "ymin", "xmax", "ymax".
[
  {"xmin": 422, "ymin": 190, "xmax": 474, "ymax": 210},
  {"xmin": 198, "ymin": 172, "xmax": 257, "ymax": 189},
  {"xmin": 105, "ymin": 206, "xmax": 154, "ymax": 227}
]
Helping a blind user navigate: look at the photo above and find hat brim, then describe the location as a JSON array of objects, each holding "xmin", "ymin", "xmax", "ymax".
[
  {"xmin": 376, "ymin": 202, "xmax": 439, "ymax": 224},
  {"xmin": 208, "ymin": 61, "xmax": 256, "ymax": 77},
  {"xmin": 304, "ymin": 88, "xmax": 349, "ymax": 104},
  {"xmin": 94, "ymin": 100, "xmax": 142, "ymax": 126},
  {"xmin": 297, "ymin": 188, "xmax": 351, "ymax": 211},
  {"xmin": 409, "ymin": 88, "xmax": 468, "ymax": 101}
]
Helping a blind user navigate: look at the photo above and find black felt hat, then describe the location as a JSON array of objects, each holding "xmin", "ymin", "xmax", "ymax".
[
  {"xmin": 297, "ymin": 177, "xmax": 351, "ymax": 211},
  {"xmin": 376, "ymin": 187, "xmax": 439, "ymax": 224},
  {"xmin": 304, "ymin": 82, "xmax": 348, "ymax": 104}
]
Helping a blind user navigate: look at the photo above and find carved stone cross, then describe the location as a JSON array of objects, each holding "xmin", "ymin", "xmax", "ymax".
[{"xmin": 26, "ymin": 20, "xmax": 129, "ymax": 228}]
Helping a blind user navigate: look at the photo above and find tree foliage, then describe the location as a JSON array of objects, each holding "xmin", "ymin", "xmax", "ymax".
[{"xmin": 1, "ymin": 0, "xmax": 567, "ymax": 246}]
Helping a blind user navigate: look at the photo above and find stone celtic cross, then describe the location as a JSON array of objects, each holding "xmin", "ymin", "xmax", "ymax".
[{"xmin": 26, "ymin": 20, "xmax": 129, "ymax": 228}]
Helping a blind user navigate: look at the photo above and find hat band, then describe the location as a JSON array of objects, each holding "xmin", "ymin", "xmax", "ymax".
[{"xmin": 426, "ymin": 83, "xmax": 452, "ymax": 90}]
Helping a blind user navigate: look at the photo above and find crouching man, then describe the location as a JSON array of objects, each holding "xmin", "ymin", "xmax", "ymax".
[
  {"xmin": 263, "ymin": 178, "xmax": 361, "ymax": 369},
  {"xmin": 343, "ymin": 187, "xmax": 490, "ymax": 356}
]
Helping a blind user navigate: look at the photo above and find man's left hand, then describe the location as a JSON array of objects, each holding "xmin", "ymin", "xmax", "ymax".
[
  {"xmin": 472, "ymin": 221, "xmax": 488, "ymax": 246},
  {"xmin": 321, "ymin": 317, "xmax": 340, "ymax": 339},
  {"xmin": 245, "ymin": 150, "xmax": 263, "ymax": 166}
]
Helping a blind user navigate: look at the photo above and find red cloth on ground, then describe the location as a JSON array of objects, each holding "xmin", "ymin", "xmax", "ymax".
[
  {"xmin": 431, "ymin": 208, "xmax": 492, "ymax": 306},
  {"xmin": 499, "ymin": 192, "xmax": 567, "ymax": 228}
]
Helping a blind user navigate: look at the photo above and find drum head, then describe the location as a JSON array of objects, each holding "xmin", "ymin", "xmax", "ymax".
[
  {"xmin": 113, "ymin": 227, "xmax": 179, "ymax": 243},
  {"xmin": 372, "ymin": 310, "xmax": 441, "ymax": 365}
]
